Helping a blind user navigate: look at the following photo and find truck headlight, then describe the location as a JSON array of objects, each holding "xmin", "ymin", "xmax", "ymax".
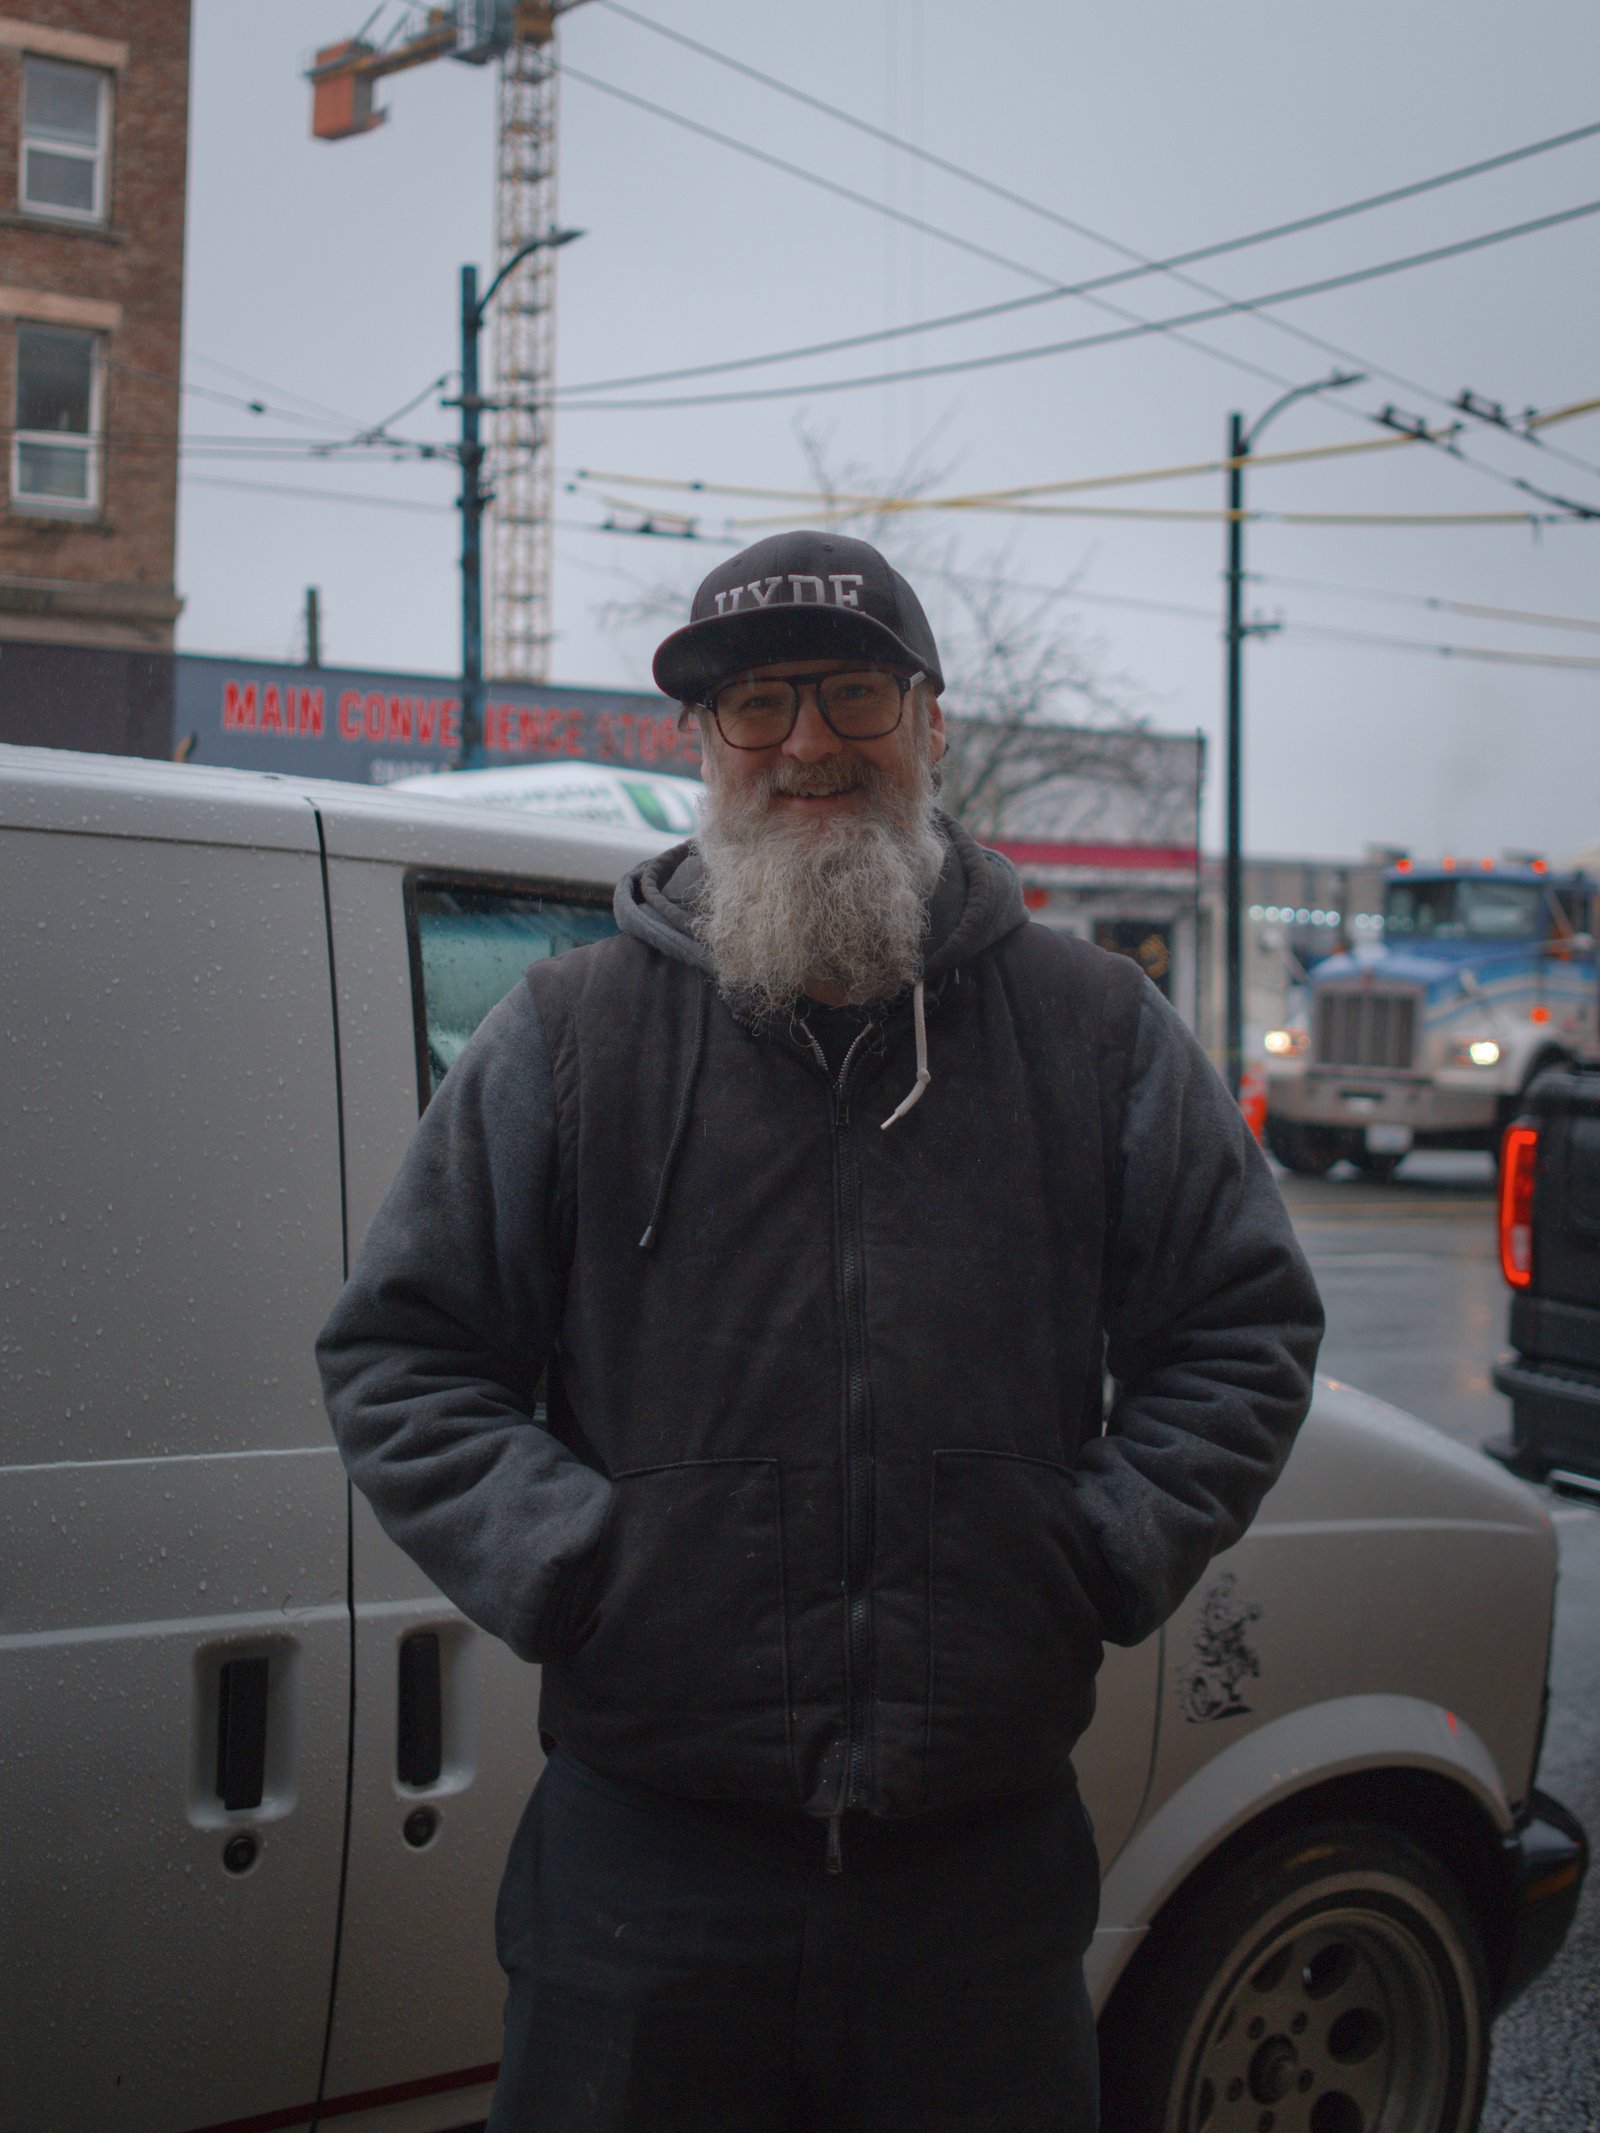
[
  {"xmin": 1450, "ymin": 1038, "xmax": 1501, "ymax": 1066},
  {"xmin": 1264, "ymin": 1027, "xmax": 1309, "ymax": 1057}
]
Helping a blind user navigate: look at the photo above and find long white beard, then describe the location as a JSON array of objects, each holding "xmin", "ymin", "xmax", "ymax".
[{"xmin": 695, "ymin": 744, "xmax": 946, "ymax": 1015}]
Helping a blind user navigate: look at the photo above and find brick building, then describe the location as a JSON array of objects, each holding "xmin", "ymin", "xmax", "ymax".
[{"xmin": 0, "ymin": 1, "xmax": 188, "ymax": 677}]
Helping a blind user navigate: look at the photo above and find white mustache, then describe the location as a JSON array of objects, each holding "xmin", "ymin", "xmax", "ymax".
[{"xmin": 764, "ymin": 761, "xmax": 874, "ymax": 800}]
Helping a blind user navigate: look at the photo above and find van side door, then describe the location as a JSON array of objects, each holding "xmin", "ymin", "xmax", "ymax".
[
  {"xmin": 317, "ymin": 840, "xmax": 617, "ymax": 2123},
  {"xmin": 0, "ymin": 780, "xmax": 348, "ymax": 2131}
]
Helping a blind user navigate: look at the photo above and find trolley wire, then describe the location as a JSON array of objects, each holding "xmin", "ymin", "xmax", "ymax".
[{"xmin": 562, "ymin": 41, "xmax": 1600, "ymax": 505}]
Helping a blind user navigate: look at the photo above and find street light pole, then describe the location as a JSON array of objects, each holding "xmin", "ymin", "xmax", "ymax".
[
  {"xmin": 1224, "ymin": 411, "xmax": 1246, "ymax": 1101},
  {"xmin": 452, "ymin": 226, "xmax": 582, "ymax": 770},
  {"xmin": 458, "ymin": 261, "xmax": 487, "ymax": 770},
  {"xmin": 1221, "ymin": 370, "xmax": 1365, "ymax": 1097}
]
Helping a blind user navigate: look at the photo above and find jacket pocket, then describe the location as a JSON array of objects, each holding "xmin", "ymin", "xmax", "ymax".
[
  {"xmin": 922, "ymin": 1448, "xmax": 1105, "ymax": 1808},
  {"xmin": 551, "ymin": 1457, "xmax": 795, "ymax": 1798}
]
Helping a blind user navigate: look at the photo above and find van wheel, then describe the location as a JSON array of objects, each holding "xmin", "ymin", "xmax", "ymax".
[
  {"xmin": 1098, "ymin": 1821, "xmax": 1490, "ymax": 2133},
  {"xmin": 1264, "ymin": 1118, "xmax": 1345, "ymax": 1177}
]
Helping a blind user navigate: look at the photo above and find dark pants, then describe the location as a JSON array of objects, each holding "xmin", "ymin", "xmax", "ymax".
[{"xmin": 486, "ymin": 1750, "xmax": 1101, "ymax": 2133}]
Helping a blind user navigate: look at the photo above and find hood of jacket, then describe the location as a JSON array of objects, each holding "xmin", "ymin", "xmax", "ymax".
[{"xmin": 612, "ymin": 810, "xmax": 1028, "ymax": 984}]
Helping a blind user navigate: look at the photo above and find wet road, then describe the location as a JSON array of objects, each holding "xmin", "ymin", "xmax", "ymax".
[{"xmin": 1278, "ymin": 1153, "xmax": 1599, "ymax": 2131}]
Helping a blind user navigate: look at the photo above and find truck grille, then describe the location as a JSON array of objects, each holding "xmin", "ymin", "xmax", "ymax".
[{"xmin": 1315, "ymin": 989, "xmax": 1417, "ymax": 1070}]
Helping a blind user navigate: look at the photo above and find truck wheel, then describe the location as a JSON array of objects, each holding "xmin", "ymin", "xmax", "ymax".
[
  {"xmin": 1264, "ymin": 1117, "xmax": 1344, "ymax": 1176},
  {"xmin": 1099, "ymin": 1820, "xmax": 1490, "ymax": 2133},
  {"xmin": 1350, "ymin": 1148, "xmax": 1405, "ymax": 1182}
]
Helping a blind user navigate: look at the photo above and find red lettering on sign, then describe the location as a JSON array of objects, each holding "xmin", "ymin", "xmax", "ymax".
[
  {"xmin": 364, "ymin": 692, "xmax": 385, "ymax": 742},
  {"xmin": 258, "ymin": 684, "xmax": 285, "ymax": 734},
  {"xmin": 386, "ymin": 696, "xmax": 413, "ymax": 743},
  {"xmin": 638, "ymin": 717, "xmax": 660, "ymax": 764},
  {"xmin": 223, "ymin": 681, "xmax": 258, "ymax": 731},
  {"xmin": 338, "ymin": 690, "xmax": 362, "ymax": 740},
  {"xmin": 297, "ymin": 688, "xmax": 325, "ymax": 738},
  {"xmin": 441, "ymin": 700, "xmax": 461, "ymax": 749}
]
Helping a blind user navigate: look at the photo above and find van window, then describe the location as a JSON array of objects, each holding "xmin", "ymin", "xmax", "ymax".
[{"xmin": 409, "ymin": 876, "xmax": 616, "ymax": 1099}]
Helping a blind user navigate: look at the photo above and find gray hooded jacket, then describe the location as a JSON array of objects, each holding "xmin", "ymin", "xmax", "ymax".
[{"xmin": 319, "ymin": 817, "xmax": 1323, "ymax": 1819}]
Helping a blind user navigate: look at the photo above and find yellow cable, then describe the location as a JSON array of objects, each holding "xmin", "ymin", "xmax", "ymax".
[
  {"xmin": 1526, "ymin": 392, "xmax": 1600, "ymax": 431},
  {"xmin": 728, "ymin": 501, "xmax": 1557, "ymax": 528},
  {"xmin": 571, "ymin": 388, "xmax": 1596, "ymax": 514}
]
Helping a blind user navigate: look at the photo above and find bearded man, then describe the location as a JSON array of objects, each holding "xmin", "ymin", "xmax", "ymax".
[{"xmin": 318, "ymin": 531, "xmax": 1323, "ymax": 2133}]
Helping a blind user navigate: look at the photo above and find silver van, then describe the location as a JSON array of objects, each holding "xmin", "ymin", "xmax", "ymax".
[{"xmin": 0, "ymin": 745, "xmax": 1583, "ymax": 2133}]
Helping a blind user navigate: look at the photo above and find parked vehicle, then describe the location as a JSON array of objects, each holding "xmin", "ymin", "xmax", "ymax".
[
  {"xmin": 390, "ymin": 757, "xmax": 705, "ymax": 836},
  {"xmin": 1487, "ymin": 1059, "xmax": 1600, "ymax": 1490},
  {"xmin": 1264, "ymin": 861, "xmax": 1597, "ymax": 1178},
  {"xmin": 1, "ymin": 747, "xmax": 1585, "ymax": 2133}
]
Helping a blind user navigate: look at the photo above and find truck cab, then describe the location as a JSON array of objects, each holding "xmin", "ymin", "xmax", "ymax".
[{"xmin": 1264, "ymin": 861, "xmax": 1598, "ymax": 1177}]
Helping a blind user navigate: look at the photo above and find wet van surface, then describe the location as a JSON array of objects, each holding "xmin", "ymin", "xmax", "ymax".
[{"xmin": 0, "ymin": 746, "xmax": 1583, "ymax": 2133}]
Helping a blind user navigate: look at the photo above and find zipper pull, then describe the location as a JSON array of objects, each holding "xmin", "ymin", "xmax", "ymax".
[{"xmin": 826, "ymin": 1811, "xmax": 844, "ymax": 1875}]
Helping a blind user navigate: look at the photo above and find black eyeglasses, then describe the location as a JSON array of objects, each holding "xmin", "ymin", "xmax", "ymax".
[{"xmin": 698, "ymin": 668, "xmax": 925, "ymax": 751}]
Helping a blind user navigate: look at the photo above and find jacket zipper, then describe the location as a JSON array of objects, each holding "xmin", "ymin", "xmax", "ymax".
[
  {"xmin": 821, "ymin": 1022, "xmax": 877, "ymax": 1871},
  {"xmin": 796, "ymin": 1017, "xmax": 881, "ymax": 1875}
]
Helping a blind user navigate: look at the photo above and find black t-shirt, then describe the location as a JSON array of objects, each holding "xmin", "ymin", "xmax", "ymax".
[{"xmin": 799, "ymin": 998, "xmax": 883, "ymax": 1079}]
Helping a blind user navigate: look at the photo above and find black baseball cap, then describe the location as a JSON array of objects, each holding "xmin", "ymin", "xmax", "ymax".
[{"xmin": 652, "ymin": 530, "xmax": 944, "ymax": 703}]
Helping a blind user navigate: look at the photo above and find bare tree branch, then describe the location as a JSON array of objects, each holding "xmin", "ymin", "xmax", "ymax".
[{"xmin": 590, "ymin": 424, "xmax": 1156, "ymax": 848}]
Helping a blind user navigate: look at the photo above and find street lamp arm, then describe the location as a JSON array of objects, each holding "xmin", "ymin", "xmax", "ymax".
[
  {"xmin": 1243, "ymin": 370, "xmax": 1367, "ymax": 454},
  {"xmin": 476, "ymin": 225, "xmax": 584, "ymax": 321},
  {"xmin": 1221, "ymin": 366, "xmax": 1364, "ymax": 1099}
]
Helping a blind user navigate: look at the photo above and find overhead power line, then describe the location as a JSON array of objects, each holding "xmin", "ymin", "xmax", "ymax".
[
  {"xmin": 1281, "ymin": 619, "xmax": 1600, "ymax": 670},
  {"xmin": 183, "ymin": 472, "xmax": 454, "ymax": 514},
  {"xmin": 1249, "ymin": 570, "xmax": 1600, "ymax": 636},
  {"xmin": 573, "ymin": 427, "xmax": 1440, "ymax": 510},
  {"xmin": 726, "ymin": 500, "xmax": 1570, "ymax": 527},
  {"xmin": 185, "ymin": 349, "xmax": 375, "ymax": 433},
  {"xmin": 568, "ymin": 385, "xmax": 1600, "ymax": 517},
  {"xmin": 569, "ymin": 29, "xmax": 1600, "ymax": 509},
  {"xmin": 556, "ymin": 64, "xmax": 1339, "ymax": 403},
  {"xmin": 552, "ymin": 197, "xmax": 1600, "ymax": 413},
  {"xmin": 919, "ymin": 560, "xmax": 1600, "ymax": 639},
  {"xmin": 572, "ymin": 21, "xmax": 1600, "ymax": 396}
]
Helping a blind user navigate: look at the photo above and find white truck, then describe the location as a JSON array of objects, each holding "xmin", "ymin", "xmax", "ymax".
[{"xmin": 1265, "ymin": 861, "xmax": 1598, "ymax": 1178}]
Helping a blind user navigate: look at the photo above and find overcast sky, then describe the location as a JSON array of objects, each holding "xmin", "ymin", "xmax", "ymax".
[{"xmin": 181, "ymin": 0, "xmax": 1600, "ymax": 861}]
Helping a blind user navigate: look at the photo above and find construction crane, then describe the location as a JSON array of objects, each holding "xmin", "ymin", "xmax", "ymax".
[{"xmin": 307, "ymin": 2, "xmax": 590, "ymax": 684}]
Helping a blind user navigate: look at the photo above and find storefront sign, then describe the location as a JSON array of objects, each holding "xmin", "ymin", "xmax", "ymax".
[{"xmin": 177, "ymin": 653, "xmax": 700, "ymax": 785}]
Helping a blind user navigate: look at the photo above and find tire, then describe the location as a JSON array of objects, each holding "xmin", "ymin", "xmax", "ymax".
[
  {"xmin": 1264, "ymin": 1117, "xmax": 1346, "ymax": 1177},
  {"xmin": 1099, "ymin": 1820, "xmax": 1491, "ymax": 2133},
  {"xmin": 1350, "ymin": 1148, "xmax": 1405, "ymax": 1182}
]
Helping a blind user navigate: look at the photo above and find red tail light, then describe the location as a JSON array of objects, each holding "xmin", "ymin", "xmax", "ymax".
[{"xmin": 1498, "ymin": 1124, "xmax": 1539, "ymax": 1288}]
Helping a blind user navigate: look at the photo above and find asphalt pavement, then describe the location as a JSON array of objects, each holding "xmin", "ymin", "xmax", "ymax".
[{"xmin": 1277, "ymin": 1151, "xmax": 1599, "ymax": 2132}]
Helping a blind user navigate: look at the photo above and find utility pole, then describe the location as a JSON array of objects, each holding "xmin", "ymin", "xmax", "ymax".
[
  {"xmin": 458, "ymin": 262, "xmax": 487, "ymax": 769},
  {"xmin": 1221, "ymin": 371, "xmax": 1365, "ymax": 1098},
  {"xmin": 452, "ymin": 226, "xmax": 581, "ymax": 769},
  {"xmin": 303, "ymin": 585, "xmax": 322, "ymax": 668},
  {"xmin": 1224, "ymin": 413, "xmax": 1246, "ymax": 1101}
]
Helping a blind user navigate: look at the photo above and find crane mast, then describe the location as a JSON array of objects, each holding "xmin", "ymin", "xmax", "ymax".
[
  {"xmin": 308, "ymin": 2, "xmax": 583, "ymax": 682},
  {"xmin": 489, "ymin": 34, "xmax": 559, "ymax": 680}
]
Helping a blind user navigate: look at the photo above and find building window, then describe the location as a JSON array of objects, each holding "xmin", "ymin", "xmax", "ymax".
[
  {"xmin": 20, "ymin": 57, "xmax": 110, "ymax": 223},
  {"xmin": 12, "ymin": 323, "xmax": 100, "ymax": 510}
]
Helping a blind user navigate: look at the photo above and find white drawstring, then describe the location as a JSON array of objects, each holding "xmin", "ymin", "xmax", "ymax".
[{"xmin": 881, "ymin": 979, "xmax": 931, "ymax": 1129}]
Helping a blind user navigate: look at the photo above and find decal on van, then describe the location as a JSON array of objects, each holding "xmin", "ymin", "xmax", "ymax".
[{"xmin": 1175, "ymin": 1573, "xmax": 1262, "ymax": 1723}]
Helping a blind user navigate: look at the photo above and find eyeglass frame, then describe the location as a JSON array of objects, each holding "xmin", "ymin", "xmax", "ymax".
[{"xmin": 687, "ymin": 665, "xmax": 927, "ymax": 751}]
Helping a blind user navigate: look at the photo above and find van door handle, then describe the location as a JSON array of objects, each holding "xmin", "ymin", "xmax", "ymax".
[
  {"xmin": 216, "ymin": 1656, "xmax": 270, "ymax": 1812},
  {"xmin": 397, "ymin": 1631, "xmax": 443, "ymax": 1788}
]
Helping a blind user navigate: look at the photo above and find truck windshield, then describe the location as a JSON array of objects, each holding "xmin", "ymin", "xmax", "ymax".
[{"xmin": 1383, "ymin": 878, "xmax": 1545, "ymax": 940}]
